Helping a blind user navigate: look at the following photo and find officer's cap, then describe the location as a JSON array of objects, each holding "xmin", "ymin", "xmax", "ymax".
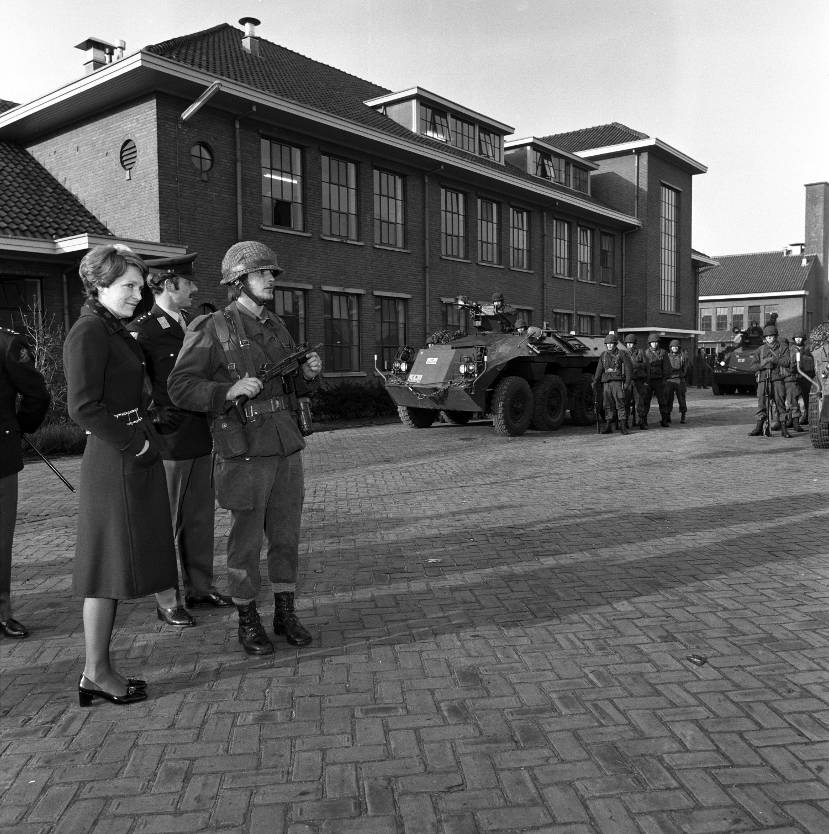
[{"xmin": 145, "ymin": 252, "xmax": 198, "ymax": 287}]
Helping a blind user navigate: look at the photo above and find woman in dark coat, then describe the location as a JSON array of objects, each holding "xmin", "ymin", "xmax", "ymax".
[{"xmin": 64, "ymin": 244, "xmax": 178, "ymax": 706}]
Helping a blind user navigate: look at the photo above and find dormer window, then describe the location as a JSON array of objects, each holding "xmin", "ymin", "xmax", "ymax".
[
  {"xmin": 450, "ymin": 116, "xmax": 475, "ymax": 153},
  {"xmin": 535, "ymin": 151, "xmax": 554, "ymax": 181},
  {"xmin": 420, "ymin": 105, "xmax": 450, "ymax": 142},
  {"xmin": 478, "ymin": 129, "xmax": 501, "ymax": 163}
]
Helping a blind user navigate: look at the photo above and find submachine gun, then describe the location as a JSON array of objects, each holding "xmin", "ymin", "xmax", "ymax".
[{"xmin": 228, "ymin": 342, "xmax": 322, "ymax": 428}]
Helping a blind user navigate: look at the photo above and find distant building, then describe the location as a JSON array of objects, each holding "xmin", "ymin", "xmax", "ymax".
[
  {"xmin": 0, "ymin": 20, "xmax": 707, "ymax": 377},
  {"xmin": 698, "ymin": 183, "xmax": 829, "ymax": 355}
]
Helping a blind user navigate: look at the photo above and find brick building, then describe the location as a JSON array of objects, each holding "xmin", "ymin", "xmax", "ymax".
[
  {"xmin": 0, "ymin": 19, "xmax": 707, "ymax": 378},
  {"xmin": 698, "ymin": 182, "xmax": 829, "ymax": 354}
]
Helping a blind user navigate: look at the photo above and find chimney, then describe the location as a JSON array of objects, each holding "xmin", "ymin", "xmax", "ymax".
[
  {"xmin": 114, "ymin": 40, "xmax": 126, "ymax": 61},
  {"xmin": 239, "ymin": 17, "xmax": 261, "ymax": 56},
  {"xmin": 804, "ymin": 182, "xmax": 829, "ymax": 318},
  {"xmin": 74, "ymin": 36, "xmax": 116, "ymax": 74}
]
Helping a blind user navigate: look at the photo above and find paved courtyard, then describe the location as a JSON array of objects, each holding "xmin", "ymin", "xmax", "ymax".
[{"xmin": 2, "ymin": 389, "xmax": 829, "ymax": 834}]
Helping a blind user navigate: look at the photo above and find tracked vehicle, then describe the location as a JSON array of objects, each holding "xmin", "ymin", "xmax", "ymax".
[
  {"xmin": 378, "ymin": 297, "xmax": 604, "ymax": 436},
  {"xmin": 711, "ymin": 322, "xmax": 764, "ymax": 395}
]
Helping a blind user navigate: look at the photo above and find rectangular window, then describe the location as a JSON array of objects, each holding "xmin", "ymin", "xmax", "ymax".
[
  {"xmin": 660, "ymin": 184, "xmax": 679, "ymax": 312},
  {"xmin": 441, "ymin": 188, "xmax": 466, "ymax": 258},
  {"xmin": 0, "ymin": 276, "xmax": 42, "ymax": 330},
  {"xmin": 321, "ymin": 154, "xmax": 358, "ymax": 240},
  {"xmin": 716, "ymin": 307, "xmax": 728, "ymax": 331},
  {"xmin": 376, "ymin": 296, "xmax": 407, "ymax": 370},
  {"xmin": 443, "ymin": 300, "xmax": 469, "ymax": 335},
  {"xmin": 534, "ymin": 150, "xmax": 554, "ymax": 181},
  {"xmin": 572, "ymin": 167, "xmax": 588, "ymax": 194},
  {"xmin": 509, "ymin": 208, "xmax": 530, "ymax": 270},
  {"xmin": 599, "ymin": 233, "xmax": 615, "ymax": 284},
  {"xmin": 599, "ymin": 316, "xmax": 615, "ymax": 334},
  {"xmin": 577, "ymin": 313, "xmax": 594, "ymax": 334},
  {"xmin": 552, "ymin": 155, "xmax": 569, "ymax": 186},
  {"xmin": 748, "ymin": 305, "xmax": 762, "ymax": 327},
  {"xmin": 514, "ymin": 308, "xmax": 531, "ymax": 329},
  {"xmin": 552, "ymin": 310, "xmax": 573, "ymax": 332},
  {"xmin": 731, "ymin": 306, "xmax": 745, "ymax": 332},
  {"xmin": 273, "ymin": 288, "xmax": 306, "ymax": 343},
  {"xmin": 553, "ymin": 219, "xmax": 571, "ymax": 276},
  {"xmin": 420, "ymin": 104, "xmax": 450, "ymax": 141},
  {"xmin": 323, "ymin": 291, "xmax": 360, "ymax": 372},
  {"xmin": 450, "ymin": 115, "xmax": 475, "ymax": 152},
  {"xmin": 373, "ymin": 169, "xmax": 405, "ymax": 248},
  {"xmin": 478, "ymin": 128, "xmax": 501, "ymax": 162},
  {"xmin": 577, "ymin": 226, "xmax": 593, "ymax": 281},
  {"xmin": 261, "ymin": 139, "xmax": 303, "ymax": 230},
  {"xmin": 764, "ymin": 305, "xmax": 778, "ymax": 323},
  {"xmin": 699, "ymin": 308, "xmax": 712, "ymax": 331},
  {"xmin": 477, "ymin": 198, "xmax": 500, "ymax": 264}
]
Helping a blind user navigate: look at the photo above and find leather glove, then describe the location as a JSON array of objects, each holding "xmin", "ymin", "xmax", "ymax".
[{"xmin": 149, "ymin": 404, "xmax": 185, "ymax": 430}]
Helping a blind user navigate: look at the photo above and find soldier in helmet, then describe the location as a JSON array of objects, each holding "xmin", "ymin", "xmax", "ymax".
[
  {"xmin": 787, "ymin": 330, "xmax": 813, "ymax": 429},
  {"xmin": 592, "ymin": 332, "xmax": 633, "ymax": 434},
  {"xmin": 644, "ymin": 334, "xmax": 671, "ymax": 427},
  {"xmin": 623, "ymin": 333, "xmax": 648, "ymax": 429},
  {"xmin": 748, "ymin": 322, "xmax": 791, "ymax": 437},
  {"xmin": 665, "ymin": 340, "xmax": 689, "ymax": 424},
  {"xmin": 168, "ymin": 241, "xmax": 322, "ymax": 656}
]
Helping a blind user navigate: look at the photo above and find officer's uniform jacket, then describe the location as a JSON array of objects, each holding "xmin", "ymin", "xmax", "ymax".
[
  {"xmin": 0, "ymin": 327, "xmax": 50, "ymax": 478},
  {"xmin": 593, "ymin": 349, "xmax": 632, "ymax": 386},
  {"xmin": 168, "ymin": 301, "xmax": 314, "ymax": 460},
  {"xmin": 644, "ymin": 347, "xmax": 671, "ymax": 380},
  {"xmin": 128, "ymin": 304, "xmax": 212, "ymax": 460},
  {"xmin": 754, "ymin": 340, "xmax": 791, "ymax": 382},
  {"xmin": 626, "ymin": 346, "xmax": 648, "ymax": 380}
]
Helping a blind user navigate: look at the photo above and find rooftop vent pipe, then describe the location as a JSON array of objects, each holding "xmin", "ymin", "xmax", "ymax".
[
  {"xmin": 240, "ymin": 17, "xmax": 261, "ymax": 56},
  {"xmin": 74, "ymin": 36, "xmax": 116, "ymax": 74}
]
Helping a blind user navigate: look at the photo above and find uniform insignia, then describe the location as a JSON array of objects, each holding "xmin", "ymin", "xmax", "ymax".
[
  {"xmin": 130, "ymin": 331, "xmax": 139, "ymax": 340},
  {"xmin": 158, "ymin": 317, "xmax": 170, "ymax": 329}
]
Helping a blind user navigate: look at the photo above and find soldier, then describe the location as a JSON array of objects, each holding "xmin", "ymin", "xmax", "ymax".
[
  {"xmin": 789, "ymin": 331, "xmax": 814, "ymax": 428},
  {"xmin": 128, "ymin": 253, "xmax": 232, "ymax": 627},
  {"xmin": 645, "ymin": 334, "xmax": 671, "ymax": 427},
  {"xmin": 749, "ymin": 322, "xmax": 791, "ymax": 437},
  {"xmin": 592, "ymin": 333, "xmax": 632, "ymax": 435},
  {"xmin": 168, "ymin": 241, "xmax": 322, "ymax": 656},
  {"xmin": 0, "ymin": 326, "xmax": 50, "ymax": 638},
  {"xmin": 623, "ymin": 334, "xmax": 649, "ymax": 429},
  {"xmin": 665, "ymin": 340, "xmax": 689, "ymax": 424}
]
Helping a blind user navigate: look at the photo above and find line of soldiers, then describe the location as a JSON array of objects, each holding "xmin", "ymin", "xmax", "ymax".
[{"xmin": 592, "ymin": 332, "xmax": 688, "ymax": 435}]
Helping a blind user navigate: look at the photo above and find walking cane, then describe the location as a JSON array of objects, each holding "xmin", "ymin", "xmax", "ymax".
[{"xmin": 22, "ymin": 436, "xmax": 75, "ymax": 492}]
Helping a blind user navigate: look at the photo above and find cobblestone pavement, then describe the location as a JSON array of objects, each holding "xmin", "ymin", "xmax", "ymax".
[{"xmin": 2, "ymin": 390, "xmax": 829, "ymax": 834}]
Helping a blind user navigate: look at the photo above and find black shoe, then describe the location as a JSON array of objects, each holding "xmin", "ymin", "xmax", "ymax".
[
  {"xmin": 185, "ymin": 591, "xmax": 233, "ymax": 608},
  {"xmin": 601, "ymin": 421, "xmax": 614, "ymax": 434},
  {"xmin": 619, "ymin": 422, "xmax": 630, "ymax": 436},
  {"xmin": 0, "ymin": 617, "xmax": 29, "ymax": 638},
  {"xmin": 236, "ymin": 602, "xmax": 274, "ymax": 656},
  {"xmin": 127, "ymin": 678, "xmax": 147, "ymax": 690},
  {"xmin": 640, "ymin": 420, "xmax": 648, "ymax": 430},
  {"xmin": 748, "ymin": 422, "xmax": 765, "ymax": 436},
  {"xmin": 78, "ymin": 676, "xmax": 148, "ymax": 707},
  {"xmin": 273, "ymin": 592, "xmax": 312, "ymax": 647},
  {"xmin": 156, "ymin": 605, "xmax": 196, "ymax": 627},
  {"xmin": 660, "ymin": 418, "xmax": 670, "ymax": 427}
]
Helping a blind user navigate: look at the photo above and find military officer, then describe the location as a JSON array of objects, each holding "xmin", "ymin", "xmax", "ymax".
[
  {"xmin": 1, "ymin": 325, "xmax": 51, "ymax": 638},
  {"xmin": 645, "ymin": 334, "xmax": 671, "ymax": 427},
  {"xmin": 749, "ymin": 322, "xmax": 791, "ymax": 437},
  {"xmin": 592, "ymin": 332, "xmax": 632, "ymax": 435},
  {"xmin": 665, "ymin": 340, "xmax": 689, "ymax": 424},
  {"xmin": 168, "ymin": 241, "xmax": 322, "ymax": 656},
  {"xmin": 129, "ymin": 253, "xmax": 231, "ymax": 626},
  {"xmin": 623, "ymin": 333, "xmax": 649, "ymax": 429}
]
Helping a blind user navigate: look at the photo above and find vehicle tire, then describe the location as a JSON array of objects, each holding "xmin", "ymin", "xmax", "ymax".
[
  {"xmin": 808, "ymin": 391, "xmax": 829, "ymax": 449},
  {"xmin": 531, "ymin": 375, "xmax": 567, "ymax": 431},
  {"xmin": 491, "ymin": 376, "xmax": 533, "ymax": 436},
  {"xmin": 569, "ymin": 373, "xmax": 597, "ymax": 426},
  {"xmin": 397, "ymin": 405, "xmax": 436, "ymax": 429},
  {"xmin": 441, "ymin": 410, "xmax": 473, "ymax": 425}
]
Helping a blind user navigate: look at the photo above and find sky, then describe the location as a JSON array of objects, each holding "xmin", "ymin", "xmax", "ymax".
[{"xmin": 1, "ymin": 0, "xmax": 827, "ymax": 257}]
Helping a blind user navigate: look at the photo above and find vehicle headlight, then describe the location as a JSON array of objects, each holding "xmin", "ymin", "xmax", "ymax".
[
  {"xmin": 458, "ymin": 356, "xmax": 476, "ymax": 376},
  {"xmin": 719, "ymin": 361, "xmax": 726, "ymax": 366},
  {"xmin": 392, "ymin": 360, "xmax": 409, "ymax": 373}
]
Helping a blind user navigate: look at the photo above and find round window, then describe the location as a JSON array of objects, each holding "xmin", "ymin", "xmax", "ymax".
[
  {"xmin": 190, "ymin": 142, "xmax": 214, "ymax": 173},
  {"xmin": 119, "ymin": 139, "xmax": 137, "ymax": 171}
]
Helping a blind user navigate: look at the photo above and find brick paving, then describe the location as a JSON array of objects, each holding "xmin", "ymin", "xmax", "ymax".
[{"xmin": 2, "ymin": 389, "xmax": 829, "ymax": 833}]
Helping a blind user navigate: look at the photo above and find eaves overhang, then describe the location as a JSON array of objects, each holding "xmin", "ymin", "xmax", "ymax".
[
  {"xmin": 504, "ymin": 137, "xmax": 598, "ymax": 170},
  {"xmin": 0, "ymin": 233, "xmax": 185, "ymax": 258},
  {"xmin": 0, "ymin": 52, "xmax": 641, "ymax": 230},
  {"xmin": 622, "ymin": 326, "xmax": 706, "ymax": 337},
  {"xmin": 576, "ymin": 138, "xmax": 708, "ymax": 175},
  {"xmin": 699, "ymin": 290, "xmax": 808, "ymax": 301}
]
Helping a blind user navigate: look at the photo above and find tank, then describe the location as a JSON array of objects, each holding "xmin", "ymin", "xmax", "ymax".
[
  {"xmin": 377, "ymin": 296, "xmax": 604, "ymax": 436},
  {"xmin": 711, "ymin": 322, "xmax": 764, "ymax": 395},
  {"xmin": 805, "ymin": 321, "xmax": 829, "ymax": 449}
]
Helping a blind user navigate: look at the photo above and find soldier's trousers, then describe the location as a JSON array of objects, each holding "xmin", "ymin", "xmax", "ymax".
[
  {"xmin": 626, "ymin": 379, "xmax": 648, "ymax": 421},
  {"xmin": 665, "ymin": 379, "xmax": 687, "ymax": 415},
  {"xmin": 646, "ymin": 378, "xmax": 669, "ymax": 421},
  {"xmin": 755, "ymin": 377, "xmax": 786, "ymax": 424},
  {"xmin": 784, "ymin": 380, "xmax": 803, "ymax": 423},
  {"xmin": 0, "ymin": 473, "xmax": 18, "ymax": 620},
  {"xmin": 602, "ymin": 380, "xmax": 626, "ymax": 423}
]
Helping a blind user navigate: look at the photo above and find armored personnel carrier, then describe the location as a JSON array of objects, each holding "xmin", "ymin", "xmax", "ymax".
[
  {"xmin": 378, "ymin": 297, "xmax": 604, "ymax": 436},
  {"xmin": 711, "ymin": 321, "xmax": 764, "ymax": 395}
]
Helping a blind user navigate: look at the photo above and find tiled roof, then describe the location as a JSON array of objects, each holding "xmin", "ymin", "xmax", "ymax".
[
  {"xmin": 699, "ymin": 251, "xmax": 814, "ymax": 296},
  {"xmin": 0, "ymin": 100, "xmax": 19, "ymax": 114},
  {"xmin": 538, "ymin": 122, "xmax": 649, "ymax": 154},
  {"xmin": 0, "ymin": 141, "xmax": 111, "ymax": 239}
]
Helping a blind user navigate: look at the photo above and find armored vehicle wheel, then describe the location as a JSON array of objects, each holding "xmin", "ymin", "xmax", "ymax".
[
  {"xmin": 569, "ymin": 373, "xmax": 597, "ymax": 426},
  {"xmin": 808, "ymin": 391, "xmax": 829, "ymax": 449},
  {"xmin": 491, "ymin": 375, "xmax": 533, "ymax": 436},
  {"xmin": 442, "ymin": 410, "xmax": 473, "ymax": 425},
  {"xmin": 397, "ymin": 405, "xmax": 436, "ymax": 429},
  {"xmin": 531, "ymin": 375, "xmax": 567, "ymax": 431}
]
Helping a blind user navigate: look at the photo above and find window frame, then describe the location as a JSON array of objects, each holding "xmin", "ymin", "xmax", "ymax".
[
  {"xmin": 509, "ymin": 207, "xmax": 530, "ymax": 270},
  {"xmin": 373, "ymin": 169, "xmax": 405, "ymax": 248},
  {"xmin": 273, "ymin": 287, "xmax": 307, "ymax": 343},
  {"xmin": 715, "ymin": 307, "xmax": 728, "ymax": 331},
  {"xmin": 477, "ymin": 197, "xmax": 501, "ymax": 265},
  {"xmin": 440, "ymin": 187, "xmax": 467, "ymax": 259},
  {"xmin": 660, "ymin": 183, "xmax": 679, "ymax": 312},
  {"xmin": 261, "ymin": 138, "xmax": 304, "ymax": 231},
  {"xmin": 599, "ymin": 232, "xmax": 615, "ymax": 285},
  {"xmin": 420, "ymin": 104, "xmax": 450, "ymax": 142},
  {"xmin": 323, "ymin": 290, "xmax": 361, "ymax": 372},
  {"xmin": 376, "ymin": 295, "xmax": 408, "ymax": 371},
  {"xmin": 321, "ymin": 153, "xmax": 359, "ymax": 241},
  {"xmin": 553, "ymin": 219, "xmax": 571, "ymax": 277},
  {"xmin": 577, "ymin": 225, "xmax": 593, "ymax": 282}
]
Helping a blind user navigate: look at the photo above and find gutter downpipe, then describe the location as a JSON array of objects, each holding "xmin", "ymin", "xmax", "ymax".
[
  {"xmin": 541, "ymin": 210, "xmax": 548, "ymax": 326},
  {"xmin": 61, "ymin": 266, "xmax": 72, "ymax": 333},
  {"xmin": 423, "ymin": 172, "xmax": 431, "ymax": 339},
  {"xmin": 235, "ymin": 118, "xmax": 243, "ymax": 240}
]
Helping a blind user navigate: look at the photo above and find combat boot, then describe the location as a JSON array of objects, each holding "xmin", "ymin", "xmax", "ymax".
[
  {"xmin": 273, "ymin": 592, "xmax": 312, "ymax": 646},
  {"xmin": 748, "ymin": 420, "xmax": 765, "ymax": 436},
  {"xmin": 619, "ymin": 420, "xmax": 630, "ymax": 435},
  {"xmin": 236, "ymin": 602, "xmax": 274, "ymax": 656},
  {"xmin": 601, "ymin": 420, "xmax": 614, "ymax": 434},
  {"xmin": 781, "ymin": 423, "xmax": 791, "ymax": 438},
  {"xmin": 660, "ymin": 415, "xmax": 670, "ymax": 427},
  {"xmin": 680, "ymin": 412, "xmax": 686, "ymax": 424},
  {"xmin": 640, "ymin": 418, "xmax": 648, "ymax": 430}
]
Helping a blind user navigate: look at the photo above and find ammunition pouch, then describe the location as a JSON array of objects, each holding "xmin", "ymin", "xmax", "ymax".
[{"xmin": 211, "ymin": 414, "xmax": 249, "ymax": 459}]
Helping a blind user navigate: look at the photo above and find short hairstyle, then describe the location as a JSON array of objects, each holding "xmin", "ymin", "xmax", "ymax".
[
  {"xmin": 79, "ymin": 244, "xmax": 148, "ymax": 299},
  {"xmin": 147, "ymin": 274, "xmax": 181, "ymax": 296}
]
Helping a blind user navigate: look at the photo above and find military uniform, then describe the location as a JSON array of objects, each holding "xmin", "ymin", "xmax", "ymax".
[
  {"xmin": 750, "ymin": 329, "xmax": 791, "ymax": 437},
  {"xmin": 644, "ymin": 338, "xmax": 671, "ymax": 427},
  {"xmin": 786, "ymin": 335, "xmax": 812, "ymax": 430},
  {"xmin": 129, "ymin": 301, "xmax": 223, "ymax": 604},
  {"xmin": 0, "ymin": 327, "xmax": 50, "ymax": 636},
  {"xmin": 665, "ymin": 342, "xmax": 689, "ymax": 423},
  {"xmin": 623, "ymin": 337, "xmax": 648, "ymax": 428},
  {"xmin": 592, "ymin": 336, "xmax": 632, "ymax": 434}
]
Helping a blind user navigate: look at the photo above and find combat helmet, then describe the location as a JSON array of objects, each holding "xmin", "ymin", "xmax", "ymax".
[
  {"xmin": 763, "ymin": 324, "xmax": 778, "ymax": 337},
  {"xmin": 604, "ymin": 332, "xmax": 618, "ymax": 344},
  {"xmin": 647, "ymin": 333, "xmax": 660, "ymax": 344},
  {"xmin": 669, "ymin": 339, "xmax": 681, "ymax": 348},
  {"xmin": 220, "ymin": 241, "xmax": 283, "ymax": 285},
  {"xmin": 624, "ymin": 333, "xmax": 638, "ymax": 344}
]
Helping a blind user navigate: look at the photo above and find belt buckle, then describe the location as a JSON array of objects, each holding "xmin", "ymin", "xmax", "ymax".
[
  {"xmin": 114, "ymin": 407, "xmax": 142, "ymax": 426},
  {"xmin": 244, "ymin": 402, "xmax": 256, "ymax": 419}
]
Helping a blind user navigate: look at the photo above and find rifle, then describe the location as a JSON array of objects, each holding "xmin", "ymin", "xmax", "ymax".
[
  {"xmin": 593, "ymin": 382, "xmax": 602, "ymax": 434},
  {"xmin": 763, "ymin": 373, "xmax": 772, "ymax": 436},
  {"xmin": 22, "ymin": 435, "xmax": 75, "ymax": 492},
  {"xmin": 228, "ymin": 343, "xmax": 322, "ymax": 425}
]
